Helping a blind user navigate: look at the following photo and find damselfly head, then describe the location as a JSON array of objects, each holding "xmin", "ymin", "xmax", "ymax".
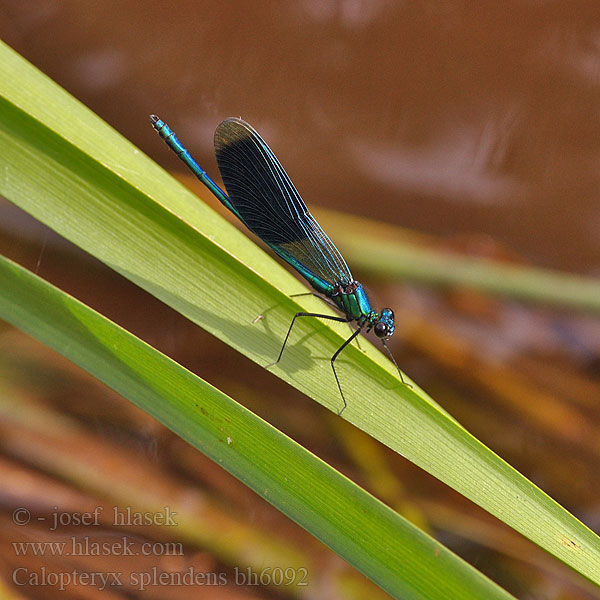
[{"xmin": 374, "ymin": 308, "xmax": 395, "ymax": 339}]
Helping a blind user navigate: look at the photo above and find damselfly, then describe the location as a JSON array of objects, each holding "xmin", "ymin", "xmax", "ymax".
[{"xmin": 150, "ymin": 115, "xmax": 409, "ymax": 414}]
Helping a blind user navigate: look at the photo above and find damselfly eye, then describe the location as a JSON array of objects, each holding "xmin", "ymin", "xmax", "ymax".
[{"xmin": 374, "ymin": 322, "xmax": 388, "ymax": 338}]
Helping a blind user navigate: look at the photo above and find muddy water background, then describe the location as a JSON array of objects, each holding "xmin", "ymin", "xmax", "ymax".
[
  {"xmin": 1, "ymin": 2, "xmax": 600, "ymax": 599},
  {"xmin": 3, "ymin": 0, "xmax": 600, "ymax": 274}
]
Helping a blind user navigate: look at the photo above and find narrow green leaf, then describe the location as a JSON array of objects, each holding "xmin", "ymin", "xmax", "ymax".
[
  {"xmin": 322, "ymin": 211, "xmax": 600, "ymax": 314},
  {"xmin": 0, "ymin": 39, "xmax": 599, "ymax": 588},
  {"xmin": 0, "ymin": 255, "xmax": 515, "ymax": 600}
]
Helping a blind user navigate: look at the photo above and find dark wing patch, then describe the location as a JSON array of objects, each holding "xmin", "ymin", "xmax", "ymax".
[{"xmin": 214, "ymin": 118, "xmax": 353, "ymax": 286}]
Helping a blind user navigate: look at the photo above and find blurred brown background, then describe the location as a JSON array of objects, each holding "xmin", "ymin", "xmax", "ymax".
[
  {"xmin": 4, "ymin": 0, "xmax": 600, "ymax": 273},
  {"xmin": 1, "ymin": 1, "xmax": 600, "ymax": 599}
]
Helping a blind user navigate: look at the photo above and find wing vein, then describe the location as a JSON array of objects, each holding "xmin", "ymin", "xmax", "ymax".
[{"xmin": 214, "ymin": 118, "xmax": 353, "ymax": 287}]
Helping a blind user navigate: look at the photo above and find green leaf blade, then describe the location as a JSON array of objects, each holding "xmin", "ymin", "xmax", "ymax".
[
  {"xmin": 1, "ymin": 38, "xmax": 599, "ymax": 591},
  {"xmin": 0, "ymin": 255, "xmax": 516, "ymax": 599}
]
